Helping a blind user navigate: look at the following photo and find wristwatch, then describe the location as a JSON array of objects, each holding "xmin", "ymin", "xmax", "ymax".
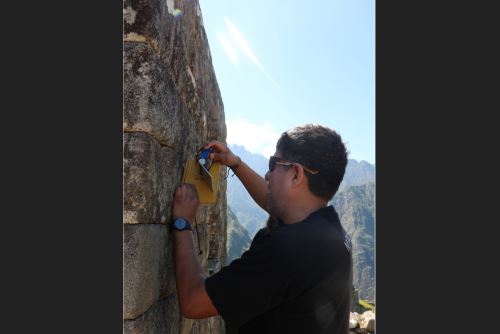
[{"xmin": 170, "ymin": 217, "xmax": 192, "ymax": 231}]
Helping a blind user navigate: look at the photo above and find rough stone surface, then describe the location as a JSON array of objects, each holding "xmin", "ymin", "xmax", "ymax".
[
  {"xmin": 366, "ymin": 318, "xmax": 375, "ymax": 333},
  {"xmin": 188, "ymin": 316, "xmax": 225, "ymax": 334},
  {"xmin": 124, "ymin": 131, "xmax": 182, "ymax": 225},
  {"xmin": 163, "ymin": 294, "xmax": 182, "ymax": 334},
  {"xmin": 124, "ymin": 294, "xmax": 182, "ymax": 334},
  {"xmin": 349, "ymin": 316, "xmax": 358, "ymax": 329},
  {"xmin": 123, "ymin": 42, "xmax": 201, "ymax": 153},
  {"xmin": 123, "ymin": 0, "xmax": 227, "ymax": 332},
  {"xmin": 123, "ymin": 224, "xmax": 169, "ymax": 319},
  {"xmin": 359, "ymin": 311, "xmax": 375, "ymax": 332},
  {"xmin": 123, "ymin": 0, "xmax": 226, "ymax": 144},
  {"xmin": 124, "ymin": 298, "xmax": 168, "ymax": 334}
]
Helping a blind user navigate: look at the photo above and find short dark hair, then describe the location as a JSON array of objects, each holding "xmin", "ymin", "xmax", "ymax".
[{"xmin": 276, "ymin": 124, "xmax": 348, "ymax": 201}]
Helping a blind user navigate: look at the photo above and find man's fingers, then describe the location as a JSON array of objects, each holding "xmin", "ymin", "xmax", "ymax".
[
  {"xmin": 185, "ymin": 183, "xmax": 199, "ymax": 200},
  {"xmin": 190, "ymin": 184, "xmax": 199, "ymax": 200},
  {"xmin": 204, "ymin": 140, "xmax": 221, "ymax": 149},
  {"xmin": 181, "ymin": 183, "xmax": 199, "ymax": 201},
  {"xmin": 180, "ymin": 183, "xmax": 191, "ymax": 198},
  {"xmin": 205, "ymin": 140, "xmax": 228, "ymax": 154},
  {"xmin": 210, "ymin": 152, "xmax": 226, "ymax": 162},
  {"xmin": 175, "ymin": 186, "xmax": 182, "ymax": 198}
]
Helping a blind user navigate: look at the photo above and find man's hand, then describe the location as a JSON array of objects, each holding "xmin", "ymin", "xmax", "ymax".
[
  {"xmin": 172, "ymin": 183, "xmax": 200, "ymax": 224},
  {"xmin": 205, "ymin": 140, "xmax": 241, "ymax": 169}
]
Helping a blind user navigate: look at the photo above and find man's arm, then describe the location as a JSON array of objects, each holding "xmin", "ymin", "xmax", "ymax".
[
  {"xmin": 172, "ymin": 184, "xmax": 218, "ymax": 318},
  {"xmin": 205, "ymin": 140, "xmax": 269, "ymax": 212}
]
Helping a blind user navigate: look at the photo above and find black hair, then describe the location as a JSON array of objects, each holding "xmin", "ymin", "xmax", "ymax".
[{"xmin": 276, "ymin": 124, "xmax": 348, "ymax": 201}]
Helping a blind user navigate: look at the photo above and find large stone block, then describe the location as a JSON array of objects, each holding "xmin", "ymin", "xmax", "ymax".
[
  {"xmin": 160, "ymin": 235, "xmax": 177, "ymax": 298},
  {"xmin": 123, "ymin": 0, "xmax": 226, "ymax": 141},
  {"xmin": 124, "ymin": 294, "xmax": 181, "ymax": 334},
  {"xmin": 124, "ymin": 298, "xmax": 168, "ymax": 334},
  {"xmin": 123, "ymin": 0, "xmax": 179, "ymax": 67},
  {"xmin": 124, "ymin": 39, "xmax": 221, "ymax": 160},
  {"xmin": 123, "ymin": 0, "xmax": 208, "ymax": 81},
  {"xmin": 124, "ymin": 42, "xmax": 195, "ymax": 148},
  {"xmin": 123, "ymin": 131, "xmax": 182, "ymax": 225},
  {"xmin": 163, "ymin": 293, "xmax": 182, "ymax": 334},
  {"xmin": 123, "ymin": 224, "xmax": 169, "ymax": 319}
]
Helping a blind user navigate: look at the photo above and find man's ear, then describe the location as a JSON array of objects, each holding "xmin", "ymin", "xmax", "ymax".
[{"xmin": 291, "ymin": 164, "xmax": 305, "ymax": 188}]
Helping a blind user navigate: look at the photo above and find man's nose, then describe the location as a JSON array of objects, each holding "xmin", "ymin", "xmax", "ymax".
[{"xmin": 265, "ymin": 171, "xmax": 270, "ymax": 181}]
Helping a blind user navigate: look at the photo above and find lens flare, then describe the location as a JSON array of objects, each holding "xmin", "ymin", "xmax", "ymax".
[{"xmin": 173, "ymin": 9, "xmax": 183, "ymax": 18}]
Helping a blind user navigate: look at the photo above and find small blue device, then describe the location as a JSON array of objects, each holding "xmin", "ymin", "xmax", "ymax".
[
  {"xmin": 197, "ymin": 147, "xmax": 215, "ymax": 191},
  {"xmin": 198, "ymin": 147, "xmax": 213, "ymax": 170}
]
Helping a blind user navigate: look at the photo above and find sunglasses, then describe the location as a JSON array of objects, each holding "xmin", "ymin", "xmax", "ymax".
[{"xmin": 268, "ymin": 156, "xmax": 319, "ymax": 174}]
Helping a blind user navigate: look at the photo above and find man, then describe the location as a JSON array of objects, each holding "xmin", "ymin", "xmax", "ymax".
[{"xmin": 171, "ymin": 124, "xmax": 352, "ymax": 334}]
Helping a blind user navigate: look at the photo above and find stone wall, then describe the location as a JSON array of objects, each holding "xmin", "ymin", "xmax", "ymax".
[{"xmin": 123, "ymin": 0, "xmax": 227, "ymax": 333}]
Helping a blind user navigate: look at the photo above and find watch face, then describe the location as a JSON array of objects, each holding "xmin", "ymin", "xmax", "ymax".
[{"xmin": 174, "ymin": 219, "xmax": 187, "ymax": 230}]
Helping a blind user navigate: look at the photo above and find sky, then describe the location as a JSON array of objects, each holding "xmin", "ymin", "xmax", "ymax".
[{"xmin": 198, "ymin": 0, "xmax": 375, "ymax": 164}]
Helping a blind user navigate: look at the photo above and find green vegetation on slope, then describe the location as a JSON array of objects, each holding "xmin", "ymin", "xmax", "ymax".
[{"xmin": 359, "ymin": 299, "xmax": 375, "ymax": 312}]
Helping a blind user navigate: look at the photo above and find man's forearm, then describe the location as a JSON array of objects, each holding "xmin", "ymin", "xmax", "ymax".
[
  {"xmin": 232, "ymin": 160, "xmax": 268, "ymax": 212},
  {"xmin": 172, "ymin": 230, "xmax": 204, "ymax": 314}
]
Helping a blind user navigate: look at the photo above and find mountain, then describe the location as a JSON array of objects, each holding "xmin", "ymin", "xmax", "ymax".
[
  {"xmin": 227, "ymin": 144, "xmax": 269, "ymax": 238},
  {"xmin": 331, "ymin": 182, "xmax": 375, "ymax": 302},
  {"xmin": 226, "ymin": 205, "xmax": 252, "ymax": 264},
  {"xmin": 338, "ymin": 159, "xmax": 375, "ymax": 192},
  {"xmin": 229, "ymin": 144, "xmax": 269, "ymax": 176}
]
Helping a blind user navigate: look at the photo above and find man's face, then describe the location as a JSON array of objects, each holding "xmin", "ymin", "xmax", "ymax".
[{"xmin": 265, "ymin": 151, "xmax": 291, "ymax": 219}]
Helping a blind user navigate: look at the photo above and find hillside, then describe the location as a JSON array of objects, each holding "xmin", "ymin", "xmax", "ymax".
[
  {"xmin": 338, "ymin": 159, "xmax": 375, "ymax": 192},
  {"xmin": 226, "ymin": 206, "xmax": 252, "ymax": 264},
  {"xmin": 227, "ymin": 144, "xmax": 269, "ymax": 237},
  {"xmin": 332, "ymin": 182, "xmax": 375, "ymax": 302}
]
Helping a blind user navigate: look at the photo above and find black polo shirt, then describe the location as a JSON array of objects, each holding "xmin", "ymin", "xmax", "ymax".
[{"xmin": 205, "ymin": 206, "xmax": 353, "ymax": 334}]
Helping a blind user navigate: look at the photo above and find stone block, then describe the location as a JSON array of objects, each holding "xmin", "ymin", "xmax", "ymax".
[
  {"xmin": 124, "ymin": 224, "xmax": 168, "ymax": 319},
  {"xmin": 123, "ymin": 0, "xmax": 226, "ymax": 142},
  {"xmin": 124, "ymin": 294, "xmax": 182, "ymax": 334},
  {"xmin": 163, "ymin": 293, "xmax": 182, "ymax": 334},
  {"xmin": 124, "ymin": 42, "xmax": 193, "ymax": 148},
  {"xmin": 124, "ymin": 298, "xmax": 167, "ymax": 334},
  {"xmin": 124, "ymin": 132, "xmax": 182, "ymax": 225}
]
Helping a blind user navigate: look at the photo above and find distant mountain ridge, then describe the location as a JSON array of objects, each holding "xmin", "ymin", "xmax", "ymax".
[
  {"xmin": 226, "ymin": 206, "xmax": 252, "ymax": 264},
  {"xmin": 227, "ymin": 144, "xmax": 269, "ymax": 238},
  {"xmin": 229, "ymin": 144, "xmax": 269, "ymax": 177},
  {"xmin": 332, "ymin": 182, "xmax": 375, "ymax": 302},
  {"xmin": 339, "ymin": 159, "xmax": 375, "ymax": 192}
]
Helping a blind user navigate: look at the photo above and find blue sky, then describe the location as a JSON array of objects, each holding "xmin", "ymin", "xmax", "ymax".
[{"xmin": 198, "ymin": 0, "xmax": 375, "ymax": 163}]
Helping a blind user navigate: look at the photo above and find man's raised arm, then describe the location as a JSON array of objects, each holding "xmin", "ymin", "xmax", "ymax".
[{"xmin": 205, "ymin": 141, "xmax": 269, "ymax": 213}]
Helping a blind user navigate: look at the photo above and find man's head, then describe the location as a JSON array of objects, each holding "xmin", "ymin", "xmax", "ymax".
[{"xmin": 267, "ymin": 124, "xmax": 348, "ymax": 209}]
